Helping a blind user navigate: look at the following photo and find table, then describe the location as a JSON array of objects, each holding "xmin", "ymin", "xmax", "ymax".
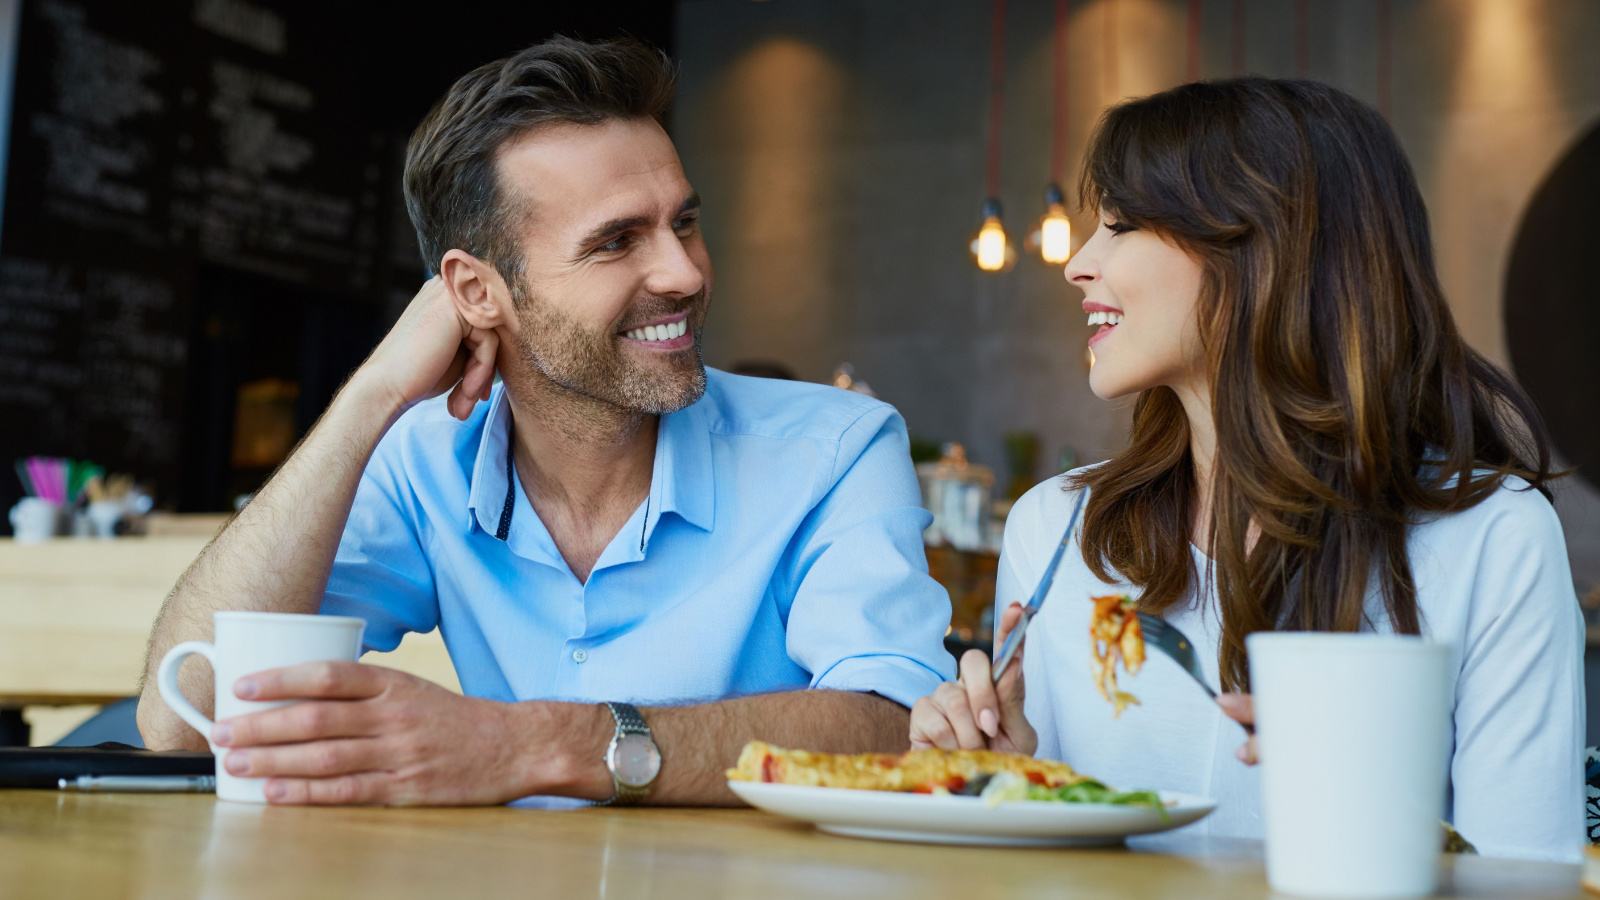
[
  {"xmin": 0, "ymin": 535, "xmax": 460, "ymax": 745},
  {"xmin": 0, "ymin": 792, "xmax": 1582, "ymax": 899}
]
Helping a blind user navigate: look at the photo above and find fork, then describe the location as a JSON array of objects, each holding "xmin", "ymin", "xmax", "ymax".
[{"xmin": 1136, "ymin": 613, "xmax": 1254, "ymax": 735}]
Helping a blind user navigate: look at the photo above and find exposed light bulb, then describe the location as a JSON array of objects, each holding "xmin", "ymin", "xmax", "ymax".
[
  {"xmin": 970, "ymin": 198, "xmax": 1013, "ymax": 273},
  {"xmin": 976, "ymin": 217, "xmax": 1007, "ymax": 272},
  {"xmin": 1028, "ymin": 184, "xmax": 1073, "ymax": 264}
]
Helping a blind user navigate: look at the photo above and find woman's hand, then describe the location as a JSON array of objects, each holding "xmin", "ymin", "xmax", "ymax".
[
  {"xmin": 1217, "ymin": 692, "xmax": 1257, "ymax": 764},
  {"xmin": 909, "ymin": 603, "xmax": 1037, "ymax": 755}
]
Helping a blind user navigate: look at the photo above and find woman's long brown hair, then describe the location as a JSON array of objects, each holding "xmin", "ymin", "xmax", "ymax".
[{"xmin": 1071, "ymin": 78, "xmax": 1556, "ymax": 691}]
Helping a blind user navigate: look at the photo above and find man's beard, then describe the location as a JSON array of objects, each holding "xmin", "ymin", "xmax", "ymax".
[{"xmin": 510, "ymin": 285, "xmax": 708, "ymax": 416}]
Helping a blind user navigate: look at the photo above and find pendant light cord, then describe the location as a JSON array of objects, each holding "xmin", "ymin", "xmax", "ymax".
[
  {"xmin": 1051, "ymin": 0, "xmax": 1069, "ymax": 186},
  {"xmin": 1376, "ymin": 0, "xmax": 1392, "ymax": 117},
  {"xmin": 1186, "ymin": 0, "xmax": 1201, "ymax": 83},
  {"xmin": 985, "ymin": 0, "xmax": 1008, "ymax": 199},
  {"xmin": 1230, "ymin": 0, "xmax": 1245, "ymax": 76}
]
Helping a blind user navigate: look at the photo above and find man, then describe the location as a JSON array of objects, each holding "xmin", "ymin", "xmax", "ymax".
[{"xmin": 136, "ymin": 37, "xmax": 954, "ymax": 806}]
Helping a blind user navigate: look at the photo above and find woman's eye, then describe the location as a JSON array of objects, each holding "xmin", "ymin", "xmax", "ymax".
[{"xmin": 1106, "ymin": 221, "xmax": 1137, "ymax": 235}]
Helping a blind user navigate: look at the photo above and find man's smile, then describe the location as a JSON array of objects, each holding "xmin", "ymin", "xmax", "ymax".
[{"xmin": 619, "ymin": 311, "xmax": 692, "ymax": 348}]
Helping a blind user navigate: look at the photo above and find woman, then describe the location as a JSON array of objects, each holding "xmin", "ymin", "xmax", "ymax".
[{"xmin": 909, "ymin": 78, "xmax": 1583, "ymax": 862}]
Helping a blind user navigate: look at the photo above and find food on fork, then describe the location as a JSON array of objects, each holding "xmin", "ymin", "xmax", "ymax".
[
  {"xmin": 1090, "ymin": 594, "xmax": 1145, "ymax": 716},
  {"xmin": 727, "ymin": 742, "xmax": 1165, "ymax": 811}
]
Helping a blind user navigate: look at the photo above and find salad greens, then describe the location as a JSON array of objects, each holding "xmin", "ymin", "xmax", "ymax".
[{"xmin": 978, "ymin": 772, "xmax": 1168, "ymax": 820}]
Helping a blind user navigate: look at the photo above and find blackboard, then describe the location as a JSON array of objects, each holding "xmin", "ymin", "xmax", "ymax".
[
  {"xmin": 0, "ymin": 0, "xmax": 677, "ymax": 525},
  {"xmin": 0, "ymin": 0, "xmax": 398, "ymax": 514}
]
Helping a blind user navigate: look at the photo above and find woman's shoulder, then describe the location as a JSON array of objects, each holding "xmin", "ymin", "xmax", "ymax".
[
  {"xmin": 1000, "ymin": 467, "xmax": 1099, "ymax": 575},
  {"xmin": 1409, "ymin": 474, "xmax": 1575, "ymax": 629},
  {"xmin": 1008, "ymin": 466, "xmax": 1098, "ymax": 533},
  {"xmin": 1411, "ymin": 473, "xmax": 1562, "ymax": 551}
]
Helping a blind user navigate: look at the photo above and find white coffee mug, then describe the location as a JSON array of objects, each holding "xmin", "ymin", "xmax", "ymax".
[
  {"xmin": 8, "ymin": 497, "xmax": 64, "ymax": 544},
  {"xmin": 157, "ymin": 611, "xmax": 366, "ymax": 803},
  {"xmin": 1249, "ymin": 632, "xmax": 1452, "ymax": 899}
]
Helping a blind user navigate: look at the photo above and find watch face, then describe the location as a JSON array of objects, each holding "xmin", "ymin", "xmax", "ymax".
[{"xmin": 610, "ymin": 733, "xmax": 661, "ymax": 788}]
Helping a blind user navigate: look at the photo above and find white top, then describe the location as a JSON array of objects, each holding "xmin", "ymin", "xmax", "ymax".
[{"xmin": 1004, "ymin": 470, "xmax": 1586, "ymax": 863}]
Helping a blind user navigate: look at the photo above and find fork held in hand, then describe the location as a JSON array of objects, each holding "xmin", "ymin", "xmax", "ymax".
[{"xmin": 1136, "ymin": 613, "xmax": 1254, "ymax": 736}]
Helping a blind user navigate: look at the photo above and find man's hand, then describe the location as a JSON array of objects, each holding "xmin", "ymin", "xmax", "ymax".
[
  {"xmin": 359, "ymin": 276, "xmax": 500, "ymax": 421},
  {"xmin": 210, "ymin": 662, "xmax": 606, "ymax": 806}
]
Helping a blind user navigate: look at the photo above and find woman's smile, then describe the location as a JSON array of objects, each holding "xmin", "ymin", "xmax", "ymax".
[{"xmin": 1084, "ymin": 301, "xmax": 1123, "ymax": 347}]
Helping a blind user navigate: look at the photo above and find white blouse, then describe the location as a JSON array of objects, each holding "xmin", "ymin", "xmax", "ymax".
[{"xmin": 1003, "ymin": 470, "xmax": 1586, "ymax": 863}]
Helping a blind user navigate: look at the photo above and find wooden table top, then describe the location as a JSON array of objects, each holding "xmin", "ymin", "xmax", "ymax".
[{"xmin": 0, "ymin": 791, "xmax": 1582, "ymax": 899}]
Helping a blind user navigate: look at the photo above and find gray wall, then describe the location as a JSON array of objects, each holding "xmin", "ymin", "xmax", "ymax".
[{"xmin": 674, "ymin": 0, "xmax": 1600, "ymax": 593}]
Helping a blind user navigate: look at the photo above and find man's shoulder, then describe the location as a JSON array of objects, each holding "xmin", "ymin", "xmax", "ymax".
[
  {"xmin": 368, "ymin": 389, "xmax": 493, "ymax": 477},
  {"xmin": 697, "ymin": 368, "xmax": 898, "ymax": 444}
]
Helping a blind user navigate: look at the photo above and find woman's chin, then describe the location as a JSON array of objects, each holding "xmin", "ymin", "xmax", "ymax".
[{"xmin": 1087, "ymin": 367, "xmax": 1136, "ymax": 401}]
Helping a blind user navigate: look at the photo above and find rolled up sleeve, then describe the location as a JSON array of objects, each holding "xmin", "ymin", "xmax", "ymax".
[
  {"xmin": 319, "ymin": 442, "xmax": 440, "ymax": 653},
  {"xmin": 782, "ymin": 405, "xmax": 956, "ymax": 708}
]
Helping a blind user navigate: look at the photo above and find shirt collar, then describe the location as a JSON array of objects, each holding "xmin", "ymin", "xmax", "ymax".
[
  {"xmin": 651, "ymin": 398, "xmax": 715, "ymax": 534},
  {"xmin": 464, "ymin": 384, "xmax": 716, "ymax": 540},
  {"xmin": 466, "ymin": 385, "xmax": 515, "ymax": 538}
]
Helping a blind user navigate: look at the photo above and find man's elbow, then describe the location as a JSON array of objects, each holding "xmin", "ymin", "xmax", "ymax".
[{"xmin": 134, "ymin": 692, "xmax": 207, "ymax": 752}]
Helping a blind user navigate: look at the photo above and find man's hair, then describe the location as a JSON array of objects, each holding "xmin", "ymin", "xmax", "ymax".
[{"xmin": 403, "ymin": 36, "xmax": 676, "ymax": 289}]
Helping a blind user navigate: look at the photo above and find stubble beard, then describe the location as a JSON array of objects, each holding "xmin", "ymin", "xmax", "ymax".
[{"xmin": 510, "ymin": 284, "xmax": 708, "ymax": 417}]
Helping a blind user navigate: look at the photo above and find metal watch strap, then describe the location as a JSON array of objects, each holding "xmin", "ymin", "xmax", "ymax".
[{"xmin": 598, "ymin": 701, "xmax": 653, "ymax": 806}]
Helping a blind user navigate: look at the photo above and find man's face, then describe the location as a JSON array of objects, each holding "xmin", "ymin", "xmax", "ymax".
[{"xmin": 494, "ymin": 117, "xmax": 712, "ymax": 415}]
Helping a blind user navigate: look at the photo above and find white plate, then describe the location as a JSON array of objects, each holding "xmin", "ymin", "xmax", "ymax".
[{"xmin": 728, "ymin": 781, "xmax": 1216, "ymax": 847}]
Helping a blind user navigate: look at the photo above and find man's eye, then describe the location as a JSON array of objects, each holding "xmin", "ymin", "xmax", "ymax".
[
  {"xmin": 673, "ymin": 217, "xmax": 700, "ymax": 236},
  {"xmin": 597, "ymin": 235, "xmax": 632, "ymax": 253}
]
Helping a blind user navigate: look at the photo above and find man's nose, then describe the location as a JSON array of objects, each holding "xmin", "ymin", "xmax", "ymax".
[{"xmin": 646, "ymin": 230, "xmax": 705, "ymax": 299}]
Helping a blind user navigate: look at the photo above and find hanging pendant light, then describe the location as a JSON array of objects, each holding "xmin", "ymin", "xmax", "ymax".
[
  {"xmin": 1028, "ymin": 0, "xmax": 1073, "ymax": 266},
  {"xmin": 971, "ymin": 198, "xmax": 1014, "ymax": 272},
  {"xmin": 1030, "ymin": 184, "xmax": 1072, "ymax": 264},
  {"xmin": 972, "ymin": 0, "xmax": 1013, "ymax": 273}
]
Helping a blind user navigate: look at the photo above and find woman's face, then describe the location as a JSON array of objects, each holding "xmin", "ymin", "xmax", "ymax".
[{"xmin": 1065, "ymin": 212, "xmax": 1207, "ymax": 400}]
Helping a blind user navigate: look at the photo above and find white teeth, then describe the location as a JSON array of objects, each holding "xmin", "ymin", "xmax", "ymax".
[
  {"xmin": 1087, "ymin": 311, "xmax": 1123, "ymax": 327},
  {"xmin": 625, "ymin": 320, "xmax": 688, "ymax": 342}
]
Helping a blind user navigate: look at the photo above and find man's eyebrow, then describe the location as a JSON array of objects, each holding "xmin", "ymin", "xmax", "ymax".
[
  {"xmin": 575, "ymin": 214, "xmax": 652, "ymax": 250},
  {"xmin": 573, "ymin": 196, "xmax": 701, "ymax": 250}
]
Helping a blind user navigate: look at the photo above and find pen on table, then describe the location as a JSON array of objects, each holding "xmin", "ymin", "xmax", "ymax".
[{"xmin": 58, "ymin": 775, "xmax": 216, "ymax": 793}]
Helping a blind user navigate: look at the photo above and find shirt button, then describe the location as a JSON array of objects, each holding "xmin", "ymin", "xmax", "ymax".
[{"xmin": 572, "ymin": 649, "xmax": 588, "ymax": 664}]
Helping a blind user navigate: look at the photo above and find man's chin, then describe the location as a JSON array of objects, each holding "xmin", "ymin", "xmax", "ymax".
[{"xmin": 630, "ymin": 364, "xmax": 707, "ymax": 416}]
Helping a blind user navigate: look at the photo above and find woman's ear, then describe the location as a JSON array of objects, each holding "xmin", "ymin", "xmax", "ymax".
[{"xmin": 438, "ymin": 249, "xmax": 513, "ymax": 331}]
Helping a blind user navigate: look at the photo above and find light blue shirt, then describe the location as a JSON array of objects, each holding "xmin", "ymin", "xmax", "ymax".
[{"xmin": 320, "ymin": 369, "xmax": 955, "ymax": 709}]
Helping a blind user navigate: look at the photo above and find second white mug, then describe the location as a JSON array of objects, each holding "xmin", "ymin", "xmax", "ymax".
[
  {"xmin": 1250, "ymin": 632, "xmax": 1452, "ymax": 899},
  {"xmin": 157, "ymin": 610, "xmax": 366, "ymax": 803}
]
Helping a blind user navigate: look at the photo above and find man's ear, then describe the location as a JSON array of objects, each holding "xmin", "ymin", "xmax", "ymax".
[{"xmin": 438, "ymin": 249, "xmax": 514, "ymax": 331}]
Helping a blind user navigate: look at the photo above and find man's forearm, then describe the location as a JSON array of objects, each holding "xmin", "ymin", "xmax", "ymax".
[
  {"xmin": 136, "ymin": 374, "xmax": 403, "ymax": 750},
  {"xmin": 535, "ymin": 690, "xmax": 910, "ymax": 807}
]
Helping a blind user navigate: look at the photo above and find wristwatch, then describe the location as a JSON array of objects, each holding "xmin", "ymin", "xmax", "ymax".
[{"xmin": 598, "ymin": 701, "xmax": 660, "ymax": 806}]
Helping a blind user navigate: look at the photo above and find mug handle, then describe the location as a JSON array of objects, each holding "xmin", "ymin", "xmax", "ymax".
[{"xmin": 157, "ymin": 641, "xmax": 218, "ymax": 742}]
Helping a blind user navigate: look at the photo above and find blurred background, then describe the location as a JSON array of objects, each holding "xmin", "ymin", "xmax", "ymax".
[{"xmin": 1, "ymin": 0, "xmax": 1598, "ymax": 743}]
